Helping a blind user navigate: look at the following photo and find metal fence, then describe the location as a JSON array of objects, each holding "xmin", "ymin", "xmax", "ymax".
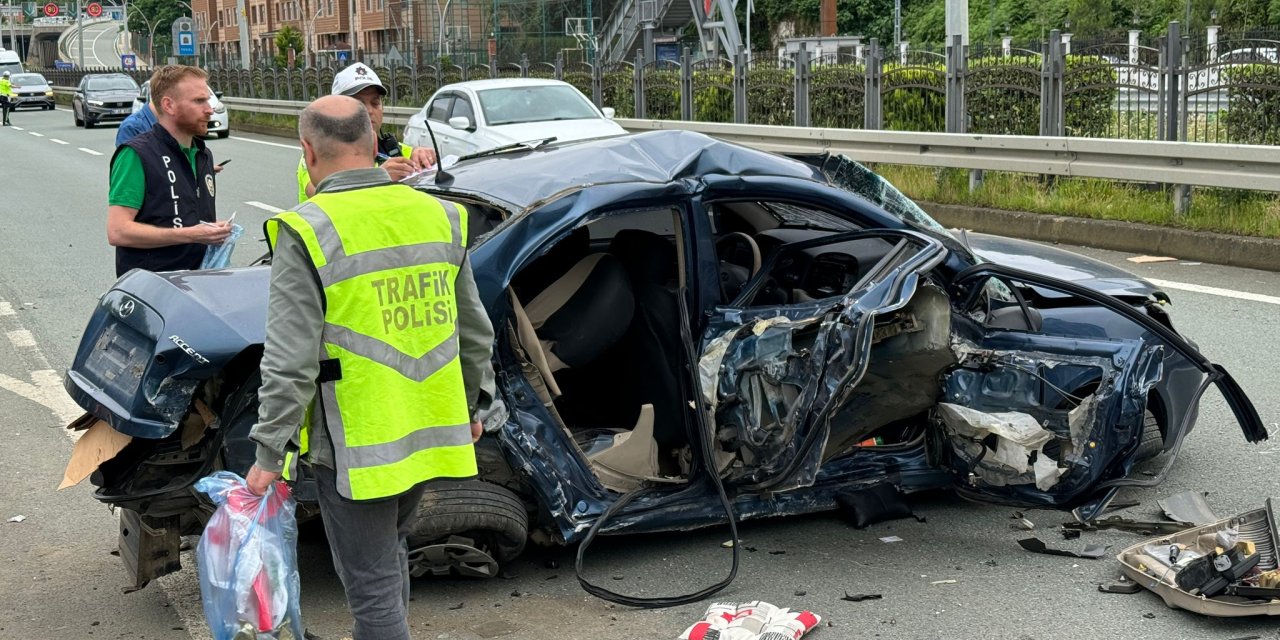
[{"xmin": 38, "ymin": 21, "xmax": 1280, "ymax": 145}]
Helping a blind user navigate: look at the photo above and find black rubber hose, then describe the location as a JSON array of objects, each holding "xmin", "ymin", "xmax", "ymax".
[{"xmin": 574, "ymin": 288, "xmax": 740, "ymax": 608}]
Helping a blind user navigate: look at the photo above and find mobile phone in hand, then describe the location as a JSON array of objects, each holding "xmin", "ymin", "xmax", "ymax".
[{"xmin": 217, "ymin": 159, "xmax": 231, "ymax": 167}]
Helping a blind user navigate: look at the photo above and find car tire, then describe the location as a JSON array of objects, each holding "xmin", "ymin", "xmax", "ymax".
[
  {"xmin": 1134, "ymin": 409, "xmax": 1163, "ymax": 462},
  {"xmin": 85, "ymin": 117, "xmax": 95, "ymax": 129},
  {"xmin": 408, "ymin": 479, "xmax": 527, "ymax": 565},
  {"xmin": 73, "ymin": 108, "xmax": 83, "ymax": 126}
]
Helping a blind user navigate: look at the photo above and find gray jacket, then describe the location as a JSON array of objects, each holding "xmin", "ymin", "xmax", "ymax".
[{"xmin": 249, "ymin": 167, "xmax": 496, "ymax": 473}]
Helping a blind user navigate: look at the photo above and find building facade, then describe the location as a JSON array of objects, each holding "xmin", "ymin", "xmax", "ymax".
[{"xmin": 189, "ymin": 0, "xmax": 494, "ymax": 67}]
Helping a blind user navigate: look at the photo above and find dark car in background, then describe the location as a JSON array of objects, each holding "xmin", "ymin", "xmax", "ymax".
[
  {"xmin": 71, "ymin": 73, "xmax": 139, "ymax": 128},
  {"xmin": 9, "ymin": 73, "xmax": 54, "ymax": 110},
  {"xmin": 61, "ymin": 130, "xmax": 1266, "ymax": 598}
]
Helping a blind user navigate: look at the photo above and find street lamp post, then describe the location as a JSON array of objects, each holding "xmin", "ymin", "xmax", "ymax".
[
  {"xmin": 299, "ymin": 1, "xmax": 322, "ymax": 67},
  {"xmin": 205, "ymin": 19, "xmax": 221, "ymax": 67},
  {"xmin": 127, "ymin": 6, "xmax": 158, "ymax": 66}
]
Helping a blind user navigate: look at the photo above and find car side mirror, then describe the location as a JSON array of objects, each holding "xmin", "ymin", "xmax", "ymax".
[
  {"xmin": 602, "ymin": 107, "xmax": 616, "ymax": 119},
  {"xmin": 448, "ymin": 115, "xmax": 472, "ymax": 131},
  {"xmin": 136, "ymin": 95, "xmax": 145, "ymax": 102},
  {"xmin": 214, "ymin": 91, "xmax": 223, "ymax": 99}
]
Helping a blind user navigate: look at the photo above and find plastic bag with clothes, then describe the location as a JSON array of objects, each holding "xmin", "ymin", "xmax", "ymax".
[
  {"xmin": 194, "ymin": 471, "xmax": 304, "ymax": 640},
  {"xmin": 200, "ymin": 222, "xmax": 245, "ymax": 270}
]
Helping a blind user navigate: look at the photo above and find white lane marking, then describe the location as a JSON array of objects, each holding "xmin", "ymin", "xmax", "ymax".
[
  {"xmin": 245, "ymin": 201, "xmax": 284, "ymax": 213},
  {"xmin": 28, "ymin": 131, "xmax": 44, "ymax": 137},
  {"xmin": 56, "ymin": 107, "xmax": 72, "ymax": 113},
  {"xmin": 79, "ymin": 147, "xmax": 103, "ymax": 156},
  {"xmin": 0, "ymin": 294, "xmax": 82, "ymax": 425},
  {"xmin": 10, "ymin": 125, "xmax": 23, "ymax": 130},
  {"xmin": 1149, "ymin": 278, "xmax": 1280, "ymax": 306},
  {"xmin": 6, "ymin": 329, "xmax": 36, "ymax": 348},
  {"xmin": 229, "ymin": 135, "xmax": 299, "ymax": 150},
  {"xmin": 50, "ymin": 138, "xmax": 68, "ymax": 145}
]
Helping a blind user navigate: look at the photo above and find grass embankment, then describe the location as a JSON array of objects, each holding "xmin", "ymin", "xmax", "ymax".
[{"xmin": 875, "ymin": 165, "xmax": 1280, "ymax": 239}]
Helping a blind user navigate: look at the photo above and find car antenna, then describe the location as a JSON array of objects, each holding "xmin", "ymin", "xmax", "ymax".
[{"xmin": 423, "ymin": 119, "xmax": 453, "ymax": 186}]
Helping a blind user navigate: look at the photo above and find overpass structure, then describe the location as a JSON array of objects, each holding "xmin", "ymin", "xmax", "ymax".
[
  {"xmin": 1, "ymin": 13, "xmax": 135, "ymax": 69},
  {"xmin": 597, "ymin": 0, "xmax": 742, "ymax": 64}
]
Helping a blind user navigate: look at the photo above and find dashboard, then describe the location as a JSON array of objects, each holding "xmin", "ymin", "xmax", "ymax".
[{"xmin": 747, "ymin": 229, "xmax": 897, "ymax": 303}]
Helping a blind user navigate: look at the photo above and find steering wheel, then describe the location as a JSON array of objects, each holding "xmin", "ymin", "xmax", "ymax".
[{"xmin": 715, "ymin": 232, "xmax": 763, "ymax": 302}]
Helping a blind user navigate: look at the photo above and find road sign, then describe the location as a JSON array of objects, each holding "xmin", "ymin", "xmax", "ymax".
[
  {"xmin": 85, "ymin": 2, "xmax": 101, "ymax": 17},
  {"xmin": 42, "ymin": 2, "xmax": 57, "ymax": 17},
  {"xmin": 54, "ymin": 60, "xmax": 72, "ymax": 69},
  {"xmin": 121, "ymin": 54, "xmax": 136, "ymax": 69},
  {"xmin": 177, "ymin": 31, "xmax": 195, "ymax": 56},
  {"xmin": 337, "ymin": 50, "xmax": 349, "ymax": 63}
]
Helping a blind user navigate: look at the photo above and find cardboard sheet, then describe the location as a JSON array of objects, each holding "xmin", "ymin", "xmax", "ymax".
[{"xmin": 59, "ymin": 419, "xmax": 132, "ymax": 490}]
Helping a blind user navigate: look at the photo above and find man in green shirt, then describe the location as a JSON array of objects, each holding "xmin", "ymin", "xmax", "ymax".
[
  {"xmin": 107, "ymin": 65, "xmax": 231, "ymax": 276},
  {"xmin": 296, "ymin": 63, "xmax": 437, "ymax": 202}
]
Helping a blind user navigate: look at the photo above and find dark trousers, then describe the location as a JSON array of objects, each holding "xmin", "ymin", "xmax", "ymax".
[
  {"xmin": 315, "ymin": 465, "xmax": 427, "ymax": 640},
  {"xmin": 1, "ymin": 97, "xmax": 10, "ymax": 124}
]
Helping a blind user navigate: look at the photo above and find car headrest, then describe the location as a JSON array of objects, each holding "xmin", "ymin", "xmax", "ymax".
[
  {"xmin": 524, "ymin": 253, "xmax": 634, "ymax": 369},
  {"xmin": 608, "ymin": 229, "xmax": 675, "ymax": 285},
  {"xmin": 512, "ymin": 226, "xmax": 591, "ymax": 300}
]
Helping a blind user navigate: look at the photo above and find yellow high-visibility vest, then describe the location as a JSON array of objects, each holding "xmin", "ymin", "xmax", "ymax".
[{"xmin": 266, "ymin": 182, "xmax": 475, "ymax": 500}]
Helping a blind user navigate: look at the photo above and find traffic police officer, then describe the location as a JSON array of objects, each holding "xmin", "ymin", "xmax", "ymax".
[
  {"xmin": 247, "ymin": 95, "xmax": 495, "ymax": 640},
  {"xmin": 295, "ymin": 63, "xmax": 437, "ymax": 202},
  {"xmin": 1, "ymin": 71, "xmax": 12, "ymax": 126}
]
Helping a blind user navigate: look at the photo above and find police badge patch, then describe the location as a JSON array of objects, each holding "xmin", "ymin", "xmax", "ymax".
[{"xmin": 205, "ymin": 174, "xmax": 215, "ymax": 197}]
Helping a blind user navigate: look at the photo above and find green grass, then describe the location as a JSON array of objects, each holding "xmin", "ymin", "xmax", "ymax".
[
  {"xmin": 875, "ymin": 165, "xmax": 1280, "ymax": 239},
  {"xmin": 230, "ymin": 110, "xmax": 298, "ymax": 132}
]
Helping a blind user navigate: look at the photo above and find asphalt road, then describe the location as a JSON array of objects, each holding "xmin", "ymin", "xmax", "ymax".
[
  {"xmin": 65, "ymin": 19, "xmax": 128, "ymax": 69},
  {"xmin": 1, "ymin": 107, "xmax": 1278, "ymax": 640}
]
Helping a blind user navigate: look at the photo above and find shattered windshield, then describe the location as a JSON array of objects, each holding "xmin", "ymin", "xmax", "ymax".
[{"xmin": 816, "ymin": 155, "xmax": 952, "ymax": 236}]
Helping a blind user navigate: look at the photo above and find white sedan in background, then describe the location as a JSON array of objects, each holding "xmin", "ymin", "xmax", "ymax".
[
  {"xmin": 133, "ymin": 80, "xmax": 230, "ymax": 138},
  {"xmin": 403, "ymin": 79, "xmax": 626, "ymax": 158}
]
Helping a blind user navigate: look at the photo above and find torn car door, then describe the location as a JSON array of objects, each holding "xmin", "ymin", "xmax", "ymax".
[
  {"xmin": 698, "ymin": 230, "xmax": 946, "ymax": 493},
  {"xmin": 944, "ymin": 264, "xmax": 1266, "ymax": 514}
]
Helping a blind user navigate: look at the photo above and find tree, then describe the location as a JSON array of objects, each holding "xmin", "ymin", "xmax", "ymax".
[
  {"xmin": 126, "ymin": 0, "xmax": 185, "ymax": 62},
  {"xmin": 275, "ymin": 25, "xmax": 304, "ymax": 68}
]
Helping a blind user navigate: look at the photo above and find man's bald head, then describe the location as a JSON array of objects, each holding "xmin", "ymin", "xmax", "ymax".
[{"xmin": 299, "ymin": 95, "xmax": 376, "ymax": 162}]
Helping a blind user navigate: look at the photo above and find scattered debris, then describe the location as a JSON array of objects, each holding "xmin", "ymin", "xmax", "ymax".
[
  {"xmin": 1062, "ymin": 529, "xmax": 1081, "ymax": 540},
  {"xmin": 7, "ymin": 515, "xmax": 26, "ymax": 523},
  {"xmin": 834, "ymin": 483, "xmax": 917, "ymax": 529},
  {"xmin": 841, "ymin": 592, "xmax": 882, "ymax": 602},
  {"xmin": 722, "ymin": 540, "xmax": 735, "ymax": 548},
  {"xmin": 1018, "ymin": 537, "xmax": 1106, "ymax": 559},
  {"xmin": 794, "ymin": 590, "xmax": 807, "ymax": 597},
  {"xmin": 1012, "ymin": 518, "xmax": 1036, "ymax": 531},
  {"xmin": 1102, "ymin": 500, "xmax": 1141, "ymax": 513},
  {"xmin": 930, "ymin": 580, "xmax": 958, "ymax": 585},
  {"xmin": 1117, "ymin": 499, "xmax": 1280, "ymax": 616},
  {"xmin": 509, "ymin": 590, "xmax": 522, "ymax": 597},
  {"xmin": 1010, "ymin": 511, "xmax": 1024, "ymax": 519},
  {"xmin": 1180, "ymin": 262, "xmax": 1203, "ymax": 266},
  {"xmin": 544, "ymin": 574, "xmax": 558, "ymax": 580},
  {"xmin": 1142, "ymin": 612, "xmax": 1156, "ymax": 619},
  {"xmin": 1063, "ymin": 515, "xmax": 1189, "ymax": 536},
  {"xmin": 611, "ymin": 575, "xmax": 624, "ymax": 581},
  {"xmin": 879, "ymin": 536, "xmax": 903, "ymax": 544},
  {"xmin": 1225, "ymin": 636, "xmax": 1262, "ymax": 640},
  {"xmin": 981, "ymin": 559, "xmax": 999, "ymax": 568},
  {"xmin": 1157, "ymin": 491, "xmax": 1218, "ymax": 526},
  {"xmin": 1127, "ymin": 255, "xmax": 1177, "ymax": 264},
  {"xmin": 1098, "ymin": 578, "xmax": 1142, "ymax": 595},
  {"xmin": 769, "ymin": 550, "xmax": 787, "ymax": 556},
  {"xmin": 680, "ymin": 601, "xmax": 821, "ymax": 640},
  {"xmin": 448, "ymin": 603, "xmax": 465, "ymax": 610},
  {"xmin": 743, "ymin": 545, "xmax": 758, "ymax": 553}
]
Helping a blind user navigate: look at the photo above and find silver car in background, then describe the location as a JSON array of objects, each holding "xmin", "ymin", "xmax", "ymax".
[
  {"xmin": 133, "ymin": 79, "xmax": 230, "ymax": 138},
  {"xmin": 9, "ymin": 73, "xmax": 54, "ymax": 110}
]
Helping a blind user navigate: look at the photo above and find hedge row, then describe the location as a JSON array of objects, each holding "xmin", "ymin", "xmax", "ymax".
[
  {"xmin": 1222, "ymin": 64, "xmax": 1280, "ymax": 145},
  {"xmin": 595, "ymin": 56, "xmax": 1117, "ymax": 136}
]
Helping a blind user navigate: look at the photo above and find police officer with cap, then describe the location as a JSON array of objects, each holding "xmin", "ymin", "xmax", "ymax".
[
  {"xmin": 296, "ymin": 63, "xmax": 437, "ymax": 202},
  {"xmin": 0, "ymin": 71, "xmax": 12, "ymax": 126}
]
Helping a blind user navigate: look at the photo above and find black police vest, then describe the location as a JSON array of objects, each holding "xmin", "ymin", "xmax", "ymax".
[{"xmin": 110, "ymin": 124, "xmax": 217, "ymax": 277}]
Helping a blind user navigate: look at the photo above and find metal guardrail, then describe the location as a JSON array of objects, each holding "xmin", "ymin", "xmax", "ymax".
[{"xmin": 197, "ymin": 96, "xmax": 1280, "ymax": 194}]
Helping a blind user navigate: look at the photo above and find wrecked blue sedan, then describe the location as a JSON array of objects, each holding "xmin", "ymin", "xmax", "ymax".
[{"xmin": 64, "ymin": 130, "xmax": 1266, "ymax": 600}]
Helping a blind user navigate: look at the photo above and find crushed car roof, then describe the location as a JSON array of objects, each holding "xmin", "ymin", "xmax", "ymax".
[{"xmin": 415, "ymin": 129, "xmax": 828, "ymax": 210}]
